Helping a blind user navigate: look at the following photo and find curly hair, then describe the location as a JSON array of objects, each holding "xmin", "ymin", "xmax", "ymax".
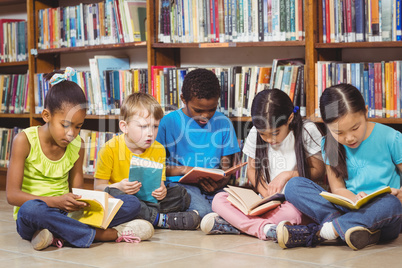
[{"xmin": 181, "ymin": 68, "xmax": 221, "ymax": 102}]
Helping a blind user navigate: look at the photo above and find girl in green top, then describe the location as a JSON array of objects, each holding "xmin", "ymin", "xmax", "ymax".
[{"xmin": 6, "ymin": 68, "xmax": 151, "ymax": 250}]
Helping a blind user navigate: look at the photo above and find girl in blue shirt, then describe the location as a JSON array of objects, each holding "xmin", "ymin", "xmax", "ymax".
[{"xmin": 277, "ymin": 84, "xmax": 402, "ymax": 250}]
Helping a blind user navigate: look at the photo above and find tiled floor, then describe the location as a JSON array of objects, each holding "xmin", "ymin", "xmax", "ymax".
[{"xmin": 0, "ymin": 191, "xmax": 401, "ymax": 268}]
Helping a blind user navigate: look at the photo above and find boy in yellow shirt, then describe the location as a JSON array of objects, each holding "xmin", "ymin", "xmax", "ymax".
[{"xmin": 94, "ymin": 93, "xmax": 200, "ymax": 230}]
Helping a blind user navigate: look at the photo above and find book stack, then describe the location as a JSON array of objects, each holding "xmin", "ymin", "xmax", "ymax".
[
  {"xmin": 321, "ymin": 0, "xmax": 402, "ymax": 43},
  {"xmin": 315, "ymin": 60, "xmax": 402, "ymax": 118},
  {"xmin": 158, "ymin": 0, "xmax": 305, "ymax": 43},
  {"xmin": 151, "ymin": 65, "xmax": 275, "ymax": 117},
  {"xmin": 0, "ymin": 72, "xmax": 29, "ymax": 114},
  {"xmin": 269, "ymin": 58, "xmax": 305, "ymax": 115},
  {"xmin": 0, "ymin": 19, "xmax": 27, "ymax": 63},
  {"xmin": 0, "ymin": 127, "xmax": 22, "ymax": 168},
  {"xmin": 34, "ymin": 62, "xmax": 148, "ymax": 115},
  {"xmin": 80, "ymin": 129, "xmax": 117, "ymax": 175},
  {"xmin": 37, "ymin": 0, "xmax": 147, "ymax": 50}
]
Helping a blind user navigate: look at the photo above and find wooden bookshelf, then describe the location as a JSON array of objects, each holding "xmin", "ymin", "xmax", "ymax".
[
  {"xmin": 152, "ymin": 41, "xmax": 305, "ymax": 48},
  {"xmin": 0, "ymin": 61, "xmax": 28, "ymax": 67},
  {"xmin": 0, "ymin": 0, "xmax": 25, "ymax": 6},
  {"xmin": 36, "ymin": 42, "xmax": 147, "ymax": 54}
]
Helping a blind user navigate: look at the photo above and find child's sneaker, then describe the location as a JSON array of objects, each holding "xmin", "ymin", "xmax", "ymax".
[
  {"xmin": 345, "ymin": 226, "xmax": 381, "ymax": 250},
  {"xmin": 277, "ymin": 221, "xmax": 323, "ymax": 249},
  {"xmin": 165, "ymin": 211, "xmax": 201, "ymax": 230},
  {"xmin": 264, "ymin": 224, "xmax": 277, "ymax": 240},
  {"xmin": 31, "ymin": 229, "xmax": 64, "ymax": 250},
  {"xmin": 113, "ymin": 219, "xmax": 154, "ymax": 243},
  {"xmin": 200, "ymin": 212, "xmax": 240, "ymax": 235}
]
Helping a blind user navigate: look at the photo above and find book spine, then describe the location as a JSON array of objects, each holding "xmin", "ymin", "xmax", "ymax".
[{"xmin": 355, "ymin": 0, "xmax": 365, "ymax": 41}]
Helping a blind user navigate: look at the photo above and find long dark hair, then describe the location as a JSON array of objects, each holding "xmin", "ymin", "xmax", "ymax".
[
  {"xmin": 319, "ymin": 83, "xmax": 366, "ymax": 179},
  {"xmin": 43, "ymin": 70, "xmax": 87, "ymax": 114},
  {"xmin": 251, "ymin": 89, "xmax": 311, "ymax": 191}
]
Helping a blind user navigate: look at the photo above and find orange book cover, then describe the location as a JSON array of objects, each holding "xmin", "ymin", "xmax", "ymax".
[{"xmin": 179, "ymin": 162, "xmax": 248, "ymax": 184}]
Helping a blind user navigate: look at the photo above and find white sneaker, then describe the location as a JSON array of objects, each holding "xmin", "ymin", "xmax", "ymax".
[
  {"xmin": 31, "ymin": 229, "xmax": 63, "ymax": 250},
  {"xmin": 113, "ymin": 219, "xmax": 154, "ymax": 243}
]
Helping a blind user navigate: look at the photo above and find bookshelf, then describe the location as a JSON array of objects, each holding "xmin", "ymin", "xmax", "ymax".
[{"xmin": 0, "ymin": 0, "xmax": 401, "ymax": 189}]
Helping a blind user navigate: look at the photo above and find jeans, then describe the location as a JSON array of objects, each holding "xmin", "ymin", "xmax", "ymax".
[
  {"xmin": 285, "ymin": 177, "xmax": 402, "ymax": 241},
  {"xmin": 105, "ymin": 185, "xmax": 191, "ymax": 224},
  {"xmin": 16, "ymin": 194, "xmax": 141, "ymax": 248},
  {"xmin": 168, "ymin": 182, "xmax": 222, "ymax": 218}
]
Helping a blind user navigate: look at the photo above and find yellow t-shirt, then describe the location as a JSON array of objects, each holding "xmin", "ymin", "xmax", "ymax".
[{"xmin": 94, "ymin": 134, "xmax": 166, "ymax": 184}]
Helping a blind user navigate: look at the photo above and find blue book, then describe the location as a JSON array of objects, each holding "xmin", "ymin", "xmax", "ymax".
[
  {"xmin": 355, "ymin": 63, "xmax": 361, "ymax": 91},
  {"xmin": 322, "ymin": 0, "xmax": 326, "ymax": 43},
  {"xmin": 363, "ymin": 63, "xmax": 369, "ymax": 109},
  {"xmin": 128, "ymin": 155, "xmax": 163, "ymax": 203},
  {"xmin": 368, "ymin": 63, "xmax": 375, "ymax": 118},
  {"xmin": 397, "ymin": 0, "xmax": 402, "ymax": 40},
  {"xmin": 351, "ymin": 63, "xmax": 356, "ymax": 87},
  {"xmin": 95, "ymin": 56, "xmax": 130, "ymax": 112},
  {"xmin": 69, "ymin": 6, "xmax": 76, "ymax": 47},
  {"xmin": 355, "ymin": 0, "xmax": 365, "ymax": 41}
]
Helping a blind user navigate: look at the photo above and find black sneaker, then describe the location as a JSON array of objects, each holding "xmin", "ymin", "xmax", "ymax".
[
  {"xmin": 345, "ymin": 226, "xmax": 381, "ymax": 250},
  {"xmin": 166, "ymin": 210, "xmax": 201, "ymax": 230},
  {"xmin": 277, "ymin": 221, "xmax": 324, "ymax": 249}
]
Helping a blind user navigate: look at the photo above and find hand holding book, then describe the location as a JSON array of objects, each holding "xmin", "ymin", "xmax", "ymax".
[
  {"xmin": 320, "ymin": 186, "xmax": 391, "ymax": 210},
  {"xmin": 179, "ymin": 162, "xmax": 247, "ymax": 184}
]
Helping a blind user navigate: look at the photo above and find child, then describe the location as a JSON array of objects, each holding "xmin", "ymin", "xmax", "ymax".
[
  {"xmin": 156, "ymin": 68, "xmax": 241, "ymax": 218},
  {"xmin": 201, "ymin": 89, "xmax": 325, "ymax": 239},
  {"xmin": 277, "ymin": 84, "xmax": 402, "ymax": 250},
  {"xmin": 94, "ymin": 92, "xmax": 200, "ymax": 230},
  {"xmin": 6, "ymin": 68, "xmax": 153, "ymax": 251}
]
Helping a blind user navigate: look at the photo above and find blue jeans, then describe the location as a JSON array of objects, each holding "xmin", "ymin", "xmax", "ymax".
[
  {"xmin": 285, "ymin": 177, "xmax": 402, "ymax": 241},
  {"xmin": 168, "ymin": 182, "xmax": 222, "ymax": 218},
  {"xmin": 105, "ymin": 185, "xmax": 190, "ymax": 224},
  {"xmin": 16, "ymin": 194, "xmax": 141, "ymax": 248}
]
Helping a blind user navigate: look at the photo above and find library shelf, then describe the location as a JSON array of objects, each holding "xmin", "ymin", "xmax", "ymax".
[
  {"xmin": 152, "ymin": 41, "xmax": 305, "ymax": 49},
  {"xmin": 36, "ymin": 42, "xmax": 147, "ymax": 55},
  {"xmin": 315, "ymin": 42, "xmax": 402, "ymax": 49},
  {"xmin": 0, "ymin": 61, "xmax": 28, "ymax": 67},
  {"xmin": 0, "ymin": 114, "xmax": 30, "ymax": 119}
]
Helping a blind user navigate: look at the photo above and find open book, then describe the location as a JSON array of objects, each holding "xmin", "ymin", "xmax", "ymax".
[
  {"xmin": 224, "ymin": 185, "xmax": 285, "ymax": 216},
  {"xmin": 320, "ymin": 186, "xmax": 391, "ymax": 210},
  {"xmin": 128, "ymin": 155, "xmax": 163, "ymax": 203},
  {"xmin": 178, "ymin": 162, "xmax": 248, "ymax": 184},
  {"xmin": 68, "ymin": 188, "xmax": 123, "ymax": 229}
]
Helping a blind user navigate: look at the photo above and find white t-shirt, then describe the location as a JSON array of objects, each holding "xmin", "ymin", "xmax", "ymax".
[{"xmin": 243, "ymin": 122, "xmax": 322, "ymax": 181}]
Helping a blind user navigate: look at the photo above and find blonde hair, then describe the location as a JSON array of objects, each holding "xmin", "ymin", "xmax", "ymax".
[{"xmin": 120, "ymin": 93, "xmax": 164, "ymax": 121}]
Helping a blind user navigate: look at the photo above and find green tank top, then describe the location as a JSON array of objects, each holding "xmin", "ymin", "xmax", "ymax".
[{"xmin": 13, "ymin": 126, "xmax": 81, "ymax": 220}]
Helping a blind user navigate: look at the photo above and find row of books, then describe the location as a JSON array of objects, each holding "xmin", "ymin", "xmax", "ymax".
[
  {"xmin": 0, "ymin": 73, "xmax": 29, "ymax": 114},
  {"xmin": 80, "ymin": 129, "xmax": 117, "ymax": 174},
  {"xmin": 151, "ymin": 62, "xmax": 306, "ymax": 117},
  {"xmin": 0, "ymin": 127, "xmax": 21, "ymax": 168},
  {"xmin": 228, "ymin": 139, "xmax": 250, "ymax": 187},
  {"xmin": 322, "ymin": 0, "xmax": 402, "ymax": 43},
  {"xmin": 315, "ymin": 61, "xmax": 402, "ymax": 118},
  {"xmin": 37, "ymin": 0, "xmax": 146, "ymax": 50},
  {"xmin": 0, "ymin": 19, "xmax": 27, "ymax": 63},
  {"xmin": 34, "ymin": 65, "xmax": 148, "ymax": 115},
  {"xmin": 158, "ymin": 0, "xmax": 305, "ymax": 43}
]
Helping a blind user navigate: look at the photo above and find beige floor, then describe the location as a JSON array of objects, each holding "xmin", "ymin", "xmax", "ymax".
[{"xmin": 0, "ymin": 191, "xmax": 401, "ymax": 268}]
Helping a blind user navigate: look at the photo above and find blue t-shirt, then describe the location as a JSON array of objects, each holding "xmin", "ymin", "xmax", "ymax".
[
  {"xmin": 322, "ymin": 123, "xmax": 402, "ymax": 194},
  {"xmin": 156, "ymin": 109, "xmax": 240, "ymax": 183}
]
